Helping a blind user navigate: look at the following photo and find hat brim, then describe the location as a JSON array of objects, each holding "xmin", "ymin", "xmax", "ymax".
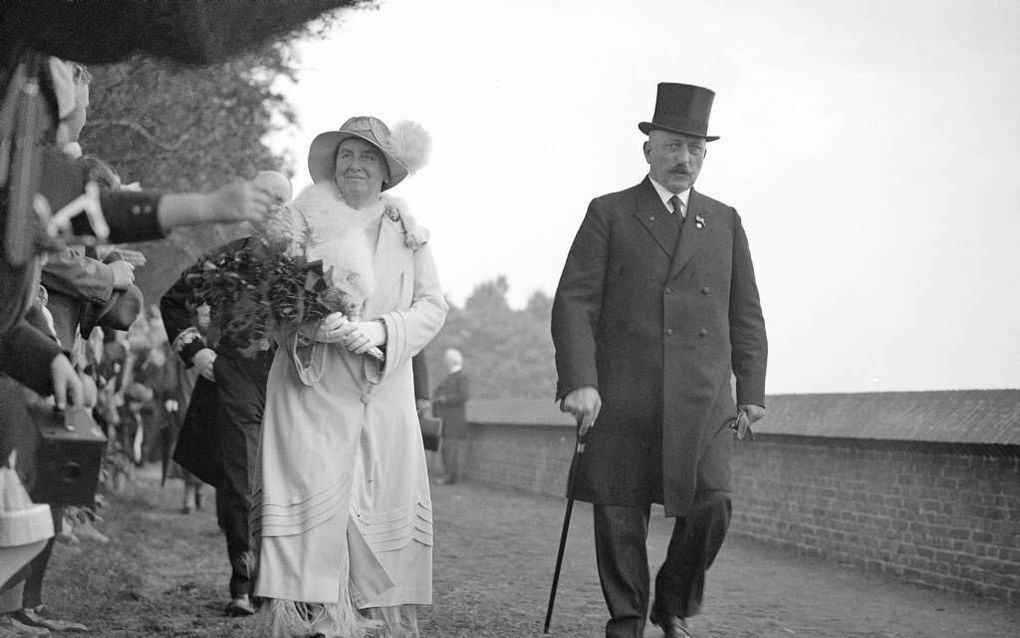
[
  {"xmin": 638, "ymin": 121, "xmax": 720, "ymax": 142},
  {"xmin": 307, "ymin": 130, "xmax": 409, "ymax": 190}
]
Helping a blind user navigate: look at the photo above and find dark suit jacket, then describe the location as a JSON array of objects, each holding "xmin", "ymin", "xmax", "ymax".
[
  {"xmin": 160, "ymin": 236, "xmax": 273, "ymax": 486},
  {"xmin": 551, "ymin": 177, "xmax": 767, "ymax": 516},
  {"xmin": 433, "ymin": 369, "xmax": 469, "ymax": 439}
]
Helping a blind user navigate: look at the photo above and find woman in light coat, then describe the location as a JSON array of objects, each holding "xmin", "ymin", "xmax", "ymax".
[{"xmin": 252, "ymin": 116, "xmax": 446, "ymax": 638}]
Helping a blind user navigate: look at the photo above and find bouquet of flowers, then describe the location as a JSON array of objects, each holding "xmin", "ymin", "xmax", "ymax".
[{"xmin": 183, "ymin": 229, "xmax": 383, "ymax": 361}]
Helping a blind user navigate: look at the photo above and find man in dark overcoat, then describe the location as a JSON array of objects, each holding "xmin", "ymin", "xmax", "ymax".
[
  {"xmin": 551, "ymin": 83, "xmax": 768, "ymax": 638},
  {"xmin": 432, "ymin": 348, "xmax": 470, "ymax": 483}
]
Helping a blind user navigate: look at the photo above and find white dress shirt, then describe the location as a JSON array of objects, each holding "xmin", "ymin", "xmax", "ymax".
[{"xmin": 648, "ymin": 177, "xmax": 690, "ymax": 218}]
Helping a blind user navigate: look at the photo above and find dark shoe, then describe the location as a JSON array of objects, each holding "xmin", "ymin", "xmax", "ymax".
[
  {"xmin": 650, "ymin": 610, "xmax": 694, "ymax": 638},
  {"xmin": 0, "ymin": 614, "xmax": 50, "ymax": 637},
  {"xmin": 225, "ymin": 594, "xmax": 255, "ymax": 617},
  {"xmin": 11, "ymin": 608, "xmax": 85, "ymax": 633}
]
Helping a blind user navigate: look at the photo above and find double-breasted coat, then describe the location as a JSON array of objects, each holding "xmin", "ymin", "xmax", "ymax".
[{"xmin": 551, "ymin": 177, "xmax": 767, "ymax": 517}]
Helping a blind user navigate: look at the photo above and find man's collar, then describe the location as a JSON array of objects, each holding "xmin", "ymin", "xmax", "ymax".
[{"xmin": 648, "ymin": 176, "xmax": 690, "ymax": 215}]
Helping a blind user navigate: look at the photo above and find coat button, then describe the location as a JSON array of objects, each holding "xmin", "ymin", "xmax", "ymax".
[
  {"xmin": 702, "ymin": 286, "xmax": 710, "ymax": 295},
  {"xmin": 699, "ymin": 328, "xmax": 709, "ymax": 337},
  {"xmin": 664, "ymin": 287, "xmax": 673, "ymax": 294},
  {"xmin": 665, "ymin": 328, "xmax": 674, "ymax": 336}
]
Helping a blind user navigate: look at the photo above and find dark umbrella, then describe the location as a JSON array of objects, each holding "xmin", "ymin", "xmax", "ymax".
[{"xmin": 544, "ymin": 427, "xmax": 586, "ymax": 634}]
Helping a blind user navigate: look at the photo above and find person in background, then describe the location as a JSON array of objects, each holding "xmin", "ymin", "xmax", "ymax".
[
  {"xmin": 432, "ymin": 348, "xmax": 470, "ymax": 485},
  {"xmin": 160, "ymin": 170, "xmax": 293, "ymax": 618},
  {"xmin": 551, "ymin": 83, "xmax": 768, "ymax": 638}
]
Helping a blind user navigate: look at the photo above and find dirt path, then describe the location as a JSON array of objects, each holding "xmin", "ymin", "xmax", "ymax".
[{"xmin": 41, "ymin": 465, "xmax": 1019, "ymax": 637}]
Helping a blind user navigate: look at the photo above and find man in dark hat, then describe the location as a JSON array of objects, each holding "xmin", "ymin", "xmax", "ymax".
[{"xmin": 552, "ymin": 83, "xmax": 768, "ymax": 638}]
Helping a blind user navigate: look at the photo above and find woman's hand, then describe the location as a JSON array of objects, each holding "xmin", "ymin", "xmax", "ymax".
[
  {"xmin": 340, "ymin": 321, "xmax": 386, "ymax": 355},
  {"xmin": 301, "ymin": 312, "xmax": 351, "ymax": 344},
  {"xmin": 302, "ymin": 314, "xmax": 386, "ymax": 355}
]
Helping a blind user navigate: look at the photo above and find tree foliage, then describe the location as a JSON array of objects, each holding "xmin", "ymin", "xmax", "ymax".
[
  {"xmin": 426, "ymin": 277, "xmax": 557, "ymax": 400},
  {"xmin": 76, "ymin": 5, "xmax": 368, "ymax": 302}
]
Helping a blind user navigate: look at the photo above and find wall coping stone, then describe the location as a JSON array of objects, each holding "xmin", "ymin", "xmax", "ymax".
[{"xmin": 467, "ymin": 389, "xmax": 1020, "ymax": 446}]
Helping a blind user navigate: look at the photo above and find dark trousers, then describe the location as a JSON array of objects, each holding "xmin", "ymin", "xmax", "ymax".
[
  {"xmin": 213, "ymin": 353, "xmax": 270, "ymax": 598},
  {"xmin": 440, "ymin": 437, "xmax": 465, "ymax": 483},
  {"xmin": 593, "ymin": 491, "xmax": 731, "ymax": 638}
]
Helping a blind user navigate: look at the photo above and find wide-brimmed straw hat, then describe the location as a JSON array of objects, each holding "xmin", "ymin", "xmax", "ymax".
[
  {"xmin": 638, "ymin": 82, "xmax": 720, "ymax": 142},
  {"xmin": 307, "ymin": 116, "xmax": 430, "ymax": 191}
]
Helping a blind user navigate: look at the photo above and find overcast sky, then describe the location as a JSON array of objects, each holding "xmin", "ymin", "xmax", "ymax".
[{"xmin": 269, "ymin": 0, "xmax": 1020, "ymax": 395}]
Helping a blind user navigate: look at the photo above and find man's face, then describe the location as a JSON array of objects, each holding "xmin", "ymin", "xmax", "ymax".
[
  {"xmin": 643, "ymin": 130, "xmax": 706, "ymax": 193},
  {"xmin": 443, "ymin": 350, "xmax": 460, "ymax": 371},
  {"xmin": 334, "ymin": 137, "xmax": 389, "ymax": 197}
]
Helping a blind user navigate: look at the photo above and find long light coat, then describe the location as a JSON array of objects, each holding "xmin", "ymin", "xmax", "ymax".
[
  {"xmin": 552, "ymin": 177, "xmax": 767, "ymax": 517},
  {"xmin": 252, "ymin": 181, "xmax": 447, "ymax": 610}
]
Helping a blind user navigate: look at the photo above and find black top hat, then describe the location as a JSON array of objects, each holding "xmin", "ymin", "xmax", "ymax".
[{"xmin": 638, "ymin": 82, "xmax": 720, "ymax": 141}]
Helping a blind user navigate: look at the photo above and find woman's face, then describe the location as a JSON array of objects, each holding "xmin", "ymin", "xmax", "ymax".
[{"xmin": 334, "ymin": 137, "xmax": 389, "ymax": 199}]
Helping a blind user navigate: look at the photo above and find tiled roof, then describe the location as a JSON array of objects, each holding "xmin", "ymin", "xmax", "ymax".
[{"xmin": 467, "ymin": 390, "xmax": 1020, "ymax": 446}]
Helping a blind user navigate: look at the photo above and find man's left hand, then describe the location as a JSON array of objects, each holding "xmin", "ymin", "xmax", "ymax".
[
  {"xmin": 739, "ymin": 404, "xmax": 765, "ymax": 424},
  {"xmin": 734, "ymin": 404, "xmax": 765, "ymax": 440}
]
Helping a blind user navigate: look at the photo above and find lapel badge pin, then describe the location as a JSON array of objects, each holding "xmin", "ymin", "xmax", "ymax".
[{"xmin": 694, "ymin": 214, "xmax": 706, "ymax": 230}]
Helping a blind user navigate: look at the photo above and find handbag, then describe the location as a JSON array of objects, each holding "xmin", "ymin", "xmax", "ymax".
[{"xmin": 419, "ymin": 414, "xmax": 443, "ymax": 452}]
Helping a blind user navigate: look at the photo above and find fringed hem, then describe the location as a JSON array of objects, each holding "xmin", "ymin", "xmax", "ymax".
[
  {"xmin": 361, "ymin": 604, "xmax": 420, "ymax": 638},
  {"xmin": 258, "ymin": 598, "xmax": 381, "ymax": 638}
]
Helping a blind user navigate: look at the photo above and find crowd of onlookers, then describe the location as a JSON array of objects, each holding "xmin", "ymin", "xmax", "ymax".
[{"xmin": 0, "ymin": 51, "xmax": 274, "ymax": 636}]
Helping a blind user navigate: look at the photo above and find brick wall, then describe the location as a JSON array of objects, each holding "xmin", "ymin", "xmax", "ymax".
[
  {"xmin": 459, "ymin": 412, "xmax": 1020, "ymax": 604},
  {"xmin": 461, "ymin": 422, "xmax": 573, "ymax": 497},
  {"xmin": 730, "ymin": 436, "xmax": 1020, "ymax": 604}
]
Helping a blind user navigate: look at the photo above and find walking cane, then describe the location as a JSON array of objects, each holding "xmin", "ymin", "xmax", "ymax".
[{"xmin": 543, "ymin": 423, "xmax": 585, "ymax": 634}]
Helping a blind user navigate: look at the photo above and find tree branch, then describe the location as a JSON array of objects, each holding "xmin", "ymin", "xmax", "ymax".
[{"xmin": 83, "ymin": 118, "xmax": 190, "ymax": 151}]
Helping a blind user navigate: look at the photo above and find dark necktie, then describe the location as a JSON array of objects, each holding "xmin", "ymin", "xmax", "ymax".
[{"xmin": 669, "ymin": 195, "xmax": 685, "ymax": 227}]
